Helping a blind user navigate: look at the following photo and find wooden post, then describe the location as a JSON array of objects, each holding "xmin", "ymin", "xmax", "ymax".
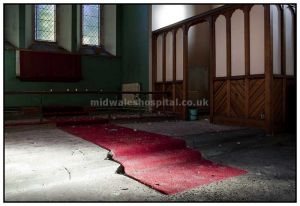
[
  {"xmin": 281, "ymin": 5, "xmax": 286, "ymax": 76},
  {"xmin": 162, "ymin": 32, "xmax": 166, "ymax": 112},
  {"xmin": 244, "ymin": 6, "xmax": 250, "ymax": 119},
  {"xmin": 226, "ymin": 11, "xmax": 232, "ymax": 117},
  {"xmin": 152, "ymin": 34, "xmax": 157, "ymax": 112},
  {"xmin": 152, "ymin": 35, "xmax": 157, "ymax": 92},
  {"xmin": 172, "ymin": 29, "xmax": 177, "ymax": 113},
  {"xmin": 280, "ymin": 5, "xmax": 287, "ymax": 126},
  {"xmin": 264, "ymin": 5, "xmax": 273, "ymax": 134},
  {"xmin": 292, "ymin": 5, "xmax": 296, "ymax": 78},
  {"xmin": 182, "ymin": 25, "xmax": 189, "ymax": 120},
  {"xmin": 209, "ymin": 16, "xmax": 215, "ymax": 123}
]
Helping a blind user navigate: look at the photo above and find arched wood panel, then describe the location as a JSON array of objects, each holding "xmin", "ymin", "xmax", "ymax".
[
  {"xmin": 215, "ymin": 15, "xmax": 227, "ymax": 77},
  {"xmin": 166, "ymin": 32, "xmax": 173, "ymax": 81},
  {"xmin": 250, "ymin": 5, "xmax": 265, "ymax": 75},
  {"xmin": 284, "ymin": 6, "xmax": 295, "ymax": 76},
  {"xmin": 271, "ymin": 5, "xmax": 281, "ymax": 75},
  {"xmin": 231, "ymin": 9, "xmax": 245, "ymax": 76},
  {"xmin": 156, "ymin": 34, "xmax": 163, "ymax": 82},
  {"xmin": 174, "ymin": 28, "xmax": 184, "ymax": 115},
  {"xmin": 176, "ymin": 28, "xmax": 184, "ymax": 81}
]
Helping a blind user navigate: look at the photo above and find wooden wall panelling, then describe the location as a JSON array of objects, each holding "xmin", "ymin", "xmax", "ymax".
[
  {"xmin": 151, "ymin": 4, "xmax": 295, "ymax": 134},
  {"xmin": 175, "ymin": 81, "xmax": 183, "ymax": 115},
  {"xmin": 164, "ymin": 82, "xmax": 173, "ymax": 112},
  {"xmin": 229, "ymin": 8, "xmax": 247, "ymax": 118},
  {"xmin": 154, "ymin": 83, "xmax": 164, "ymax": 112},
  {"xmin": 213, "ymin": 80, "xmax": 227, "ymax": 116},
  {"xmin": 282, "ymin": 76, "xmax": 287, "ymax": 124},
  {"xmin": 272, "ymin": 78, "xmax": 284, "ymax": 130},
  {"xmin": 230, "ymin": 80, "xmax": 246, "ymax": 117},
  {"xmin": 286, "ymin": 78, "xmax": 296, "ymax": 131},
  {"xmin": 249, "ymin": 79, "xmax": 265, "ymax": 120}
]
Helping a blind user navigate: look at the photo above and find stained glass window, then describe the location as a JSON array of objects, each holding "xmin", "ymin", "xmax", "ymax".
[
  {"xmin": 82, "ymin": 5, "xmax": 101, "ymax": 46},
  {"xmin": 35, "ymin": 5, "xmax": 56, "ymax": 42}
]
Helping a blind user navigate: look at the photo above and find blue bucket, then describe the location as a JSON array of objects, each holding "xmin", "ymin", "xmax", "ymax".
[{"xmin": 189, "ymin": 108, "xmax": 198, "ymax": 121}]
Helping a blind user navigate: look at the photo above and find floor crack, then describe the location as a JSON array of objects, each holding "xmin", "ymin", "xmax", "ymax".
[{"xmin": 63, "ymin": 167, "xmax": 72, "ymax": 180}]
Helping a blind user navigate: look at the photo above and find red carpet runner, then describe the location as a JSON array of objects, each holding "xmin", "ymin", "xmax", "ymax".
[{"xmin": 61, "ymin": 124, "xmax": 247, "ymax": 194}]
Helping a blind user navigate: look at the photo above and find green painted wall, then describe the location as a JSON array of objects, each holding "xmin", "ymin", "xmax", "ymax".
[
  {"xmin": 4, "ymin": 5, "xmax": 20, "ymax": 48},
  {"xmin": 5, "ymin": 49, "xmax": 121, "ymax": 107},
  {"xmin": 4, "ymin": 5, "xmax": 150, "ymax": 108},
  {"xmin": 19, "ymin": 5, "xmax": 26, "ymax": 48},
  {"xmin": 121, "ymin": 5, "xmax": 149, "ymax": 92}
]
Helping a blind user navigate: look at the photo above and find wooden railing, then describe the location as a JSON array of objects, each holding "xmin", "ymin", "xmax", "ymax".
[
  {"xmin": 5, "ymin": 90, "xmax": 172, "ymax": 121},
  {"xmin": 5, "ymin": 90, "xmax": 169, "ymax": 95}
]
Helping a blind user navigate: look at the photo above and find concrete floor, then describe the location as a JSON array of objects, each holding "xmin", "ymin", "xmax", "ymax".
[{"xmin": 5, "ymin": 120, "xmax": 296, "ymax": 202}]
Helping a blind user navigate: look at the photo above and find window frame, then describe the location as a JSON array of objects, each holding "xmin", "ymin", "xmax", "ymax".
[
  {"xmin": 32, "ymin": 4, "xmax": 58, "ymax": 44},
  {"xmin": 80, "ymin": 4, "xmax": 104, "ymax": 48}
]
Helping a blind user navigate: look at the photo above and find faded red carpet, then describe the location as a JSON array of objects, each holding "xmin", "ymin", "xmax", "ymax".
[{"xmin": 61, "ymin": 124, "xmax": 247, "ymax": 194}]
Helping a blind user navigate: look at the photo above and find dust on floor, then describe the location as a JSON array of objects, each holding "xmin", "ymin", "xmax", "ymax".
[{"xmin": 4, "ymin": 120, "xmax": 296, "ymax": 201}]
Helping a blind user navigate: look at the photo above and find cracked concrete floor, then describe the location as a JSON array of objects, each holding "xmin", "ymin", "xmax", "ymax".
[{"xmin": 4, "ymin": 121, "xmax": 296, "ymax": 202}]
